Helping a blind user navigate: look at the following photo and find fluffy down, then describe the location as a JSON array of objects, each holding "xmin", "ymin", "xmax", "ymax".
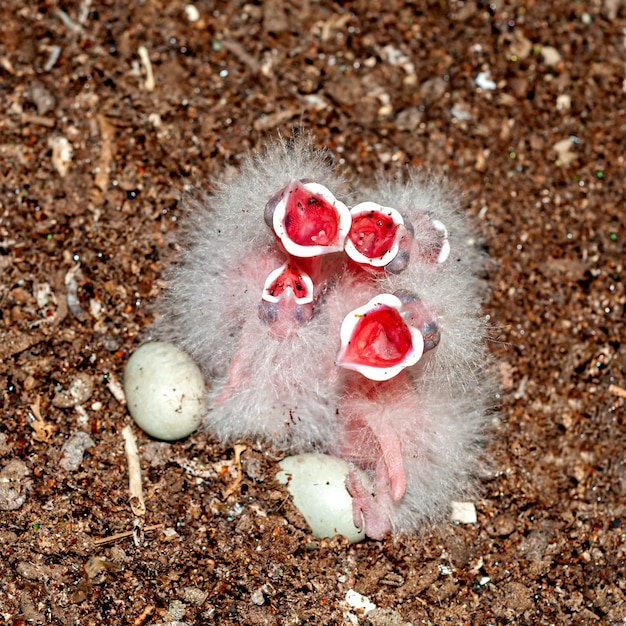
[
  {"xmin": 152, "ymin": 137, "xmax": 493, "ymax": 538},
  {"xmin": 152, "ymin": 138, "xmax": 348, "ymax": 449}
]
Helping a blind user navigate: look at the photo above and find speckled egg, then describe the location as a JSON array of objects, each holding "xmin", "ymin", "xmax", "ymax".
[
  {"xmin": 124, "ymin": 341, "xmax": 206, "ymax": 441},
  {"xmin": 277, "ymin": 454, "xmax": 366, "ymax": 543}
]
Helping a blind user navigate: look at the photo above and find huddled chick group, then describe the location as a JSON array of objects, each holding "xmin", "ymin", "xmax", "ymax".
[{"xmin": 153, "ymin": 137, "xmax": 492, "ymax": 539}]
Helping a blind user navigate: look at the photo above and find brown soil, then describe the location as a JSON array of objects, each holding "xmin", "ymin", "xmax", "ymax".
[{"xmin": 1, "ymin": 1, "xmax": 625, "ymax": 624}]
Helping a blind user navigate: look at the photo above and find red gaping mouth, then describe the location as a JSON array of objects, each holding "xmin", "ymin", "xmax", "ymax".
[
  {"xmin": 262, "ymin": 261, "xmax": 314, "ymax": 304},
  {"xmin": 336, "ymin": 294, "xmax": 424, "ymax": 381},
  {"xmin": 268, "ymin": 180, "xmax": 351, "ymax": 258},
  {"xmin": 344, "ymin": 202, "xmax": 407, "ymax": 268}
]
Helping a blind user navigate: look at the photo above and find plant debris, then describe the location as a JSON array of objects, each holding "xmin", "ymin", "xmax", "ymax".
[{"xmin": 1, "ymin": 0, "xmax": 625, "ymax": 623}]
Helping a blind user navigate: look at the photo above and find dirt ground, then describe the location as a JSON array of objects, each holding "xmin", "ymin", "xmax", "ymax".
[{"xmin": 1, "ymin": 0, "xmax": 625, "ymax": 624}]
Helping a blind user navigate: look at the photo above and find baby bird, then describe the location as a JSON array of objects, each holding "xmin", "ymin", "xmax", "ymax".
[
  {"xmin": 321, "ymin": 174, "xmax": 492, "ymax": 538},
  {"xmin": 152, "ymin": 137, "xmax": 492, "ymax": 539},
  {"xmin": 153, "ymin": 139, "xmax": 351, "ymax": 449}
]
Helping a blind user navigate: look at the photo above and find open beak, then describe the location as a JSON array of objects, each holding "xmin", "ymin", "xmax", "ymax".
[
  {"xmin": 336, "ymin": 294, "xmax": 424, "ymax": 381},
  {"xmin": 344, "ymin": 202, "xmax": 412, "ymax": 272},
  {"xmin": 262, "ymin": 260, "xmax": 314, "ymax": 305},
  {"xmin": 266, "ymin": 179, "xmax": 351, "ymax": 258}
]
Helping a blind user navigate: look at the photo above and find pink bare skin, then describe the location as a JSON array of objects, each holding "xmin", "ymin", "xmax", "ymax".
[
  {"xmin": 331, "ymin": 284, "xmax": 440, "ymax": 539},
  {"xmin": 333, "ymin": 373, "xmax": 419, "ymax": 539},
  {"xmin": 215, "ymin": 286, "xmax": 314, "ymax": 404},
  {"xmin": 214, "ymin": 251, "xmax": 343, "ymax": 405},
  {"xmin": 345, "ymin": 469, "xmax": 393, "ymax": 540},
  {"xmin": 216, "ymin": 178, "xmax": 444, "ymax": 536}
]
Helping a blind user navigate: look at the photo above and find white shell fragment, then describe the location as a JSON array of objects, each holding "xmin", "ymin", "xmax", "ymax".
[
  {"xmin": 184, "ymin": 4, "xmax": 200, "ymax": 22},
  {"xmin": 48, "ymin": 136, "xmax": 73, "ymax": 177},
  {"xmin": 124, "ymin": 341, "xmax": 206, "ymax": 441},
  {"xmin": 475, "ymin": 71, "xmax": 497, "ymax": 91},
  {"xmin": 450, "ymin": 500, "xmax": 477, "ymax": 524},
  {"xmin": 276, "ymin": 454, "xmax": 366, "ymax": 543},
  {"xmin": 345, "ymin": 589, "xmax": 377, "ymax": 614}
]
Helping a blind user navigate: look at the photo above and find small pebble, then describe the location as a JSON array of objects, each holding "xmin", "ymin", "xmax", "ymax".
[
  {"xmin": 167, "ymin": 599, "xmax": 186, "ymax": 621},
  {"xmin": 183, "ymin": 587, "xmax": 209, "ymax": 605},
  {"xmin": 450, "ymin": 102, "xmax": 473, "ymax": 121},
  {"xmin": 553, "ymin": 137, "xmax": 577, "ymax": 165},
  {"xmin": 277, "ymin": 454, "xmax": 366, "ymax": 543},
  {"xmin": 29, "ymin": 81, "xmax": 56, "ymax": 116},
  {"xmin": 556, "ymin": 94, "xmax": 571, "ymax": 111},
  {"xmin": 243, "ymin": 456, "xmax": 264, "ymax": 481},
  {"xmin": 16, "ymin": 562, "xmax": 48, "ymax": 582},
  {"xmin": 540, "ymin": 45, "xmax": 562, "ymax": 67},
  {"xmin": 395, "ymin": 107, "xmax": 423, "ymax": 131},
  {"xmin": 0, "ymin": 459, "xmax": 29, "ymax": 511},
  {"xmin": 450, "ymin": 501, "xmax": 477, "ymax": 524},
  {"xmin": 184, "ymin": 4, "xmax": 200, "ymax": 22},
  {"xmin": 0, "ymin": 433, "xmax": 11, "ymax": 457},
  {"xmin": 52, "ymin": 373, "xmax": 93, "ymax": 408},
  {"xmin": 124, "ymin": 342, "xmax": 206, "ymax": 441},
  {"xmin": 59, "ymin": 431, "xmax": 95, "ymax": 472},
  {"xmin": 250, "ymin": 587, "xmax": 266, "ymax": 606},
  {"xmin": 475, "ymin": 71, "xmax": 496, "ymax": 90}
]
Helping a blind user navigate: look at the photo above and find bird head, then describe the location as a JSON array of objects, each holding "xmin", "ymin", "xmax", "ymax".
[
  {"xmin": 336, "ymin": 293, "xmax": 425, "ymax": 381},
  {"xmin": 344, "ymin": 202, "xmax": 414, "ymax": 274},
  {"xmin": 264, "ymin": 179, "xmax": 352, "ymax": 258}
]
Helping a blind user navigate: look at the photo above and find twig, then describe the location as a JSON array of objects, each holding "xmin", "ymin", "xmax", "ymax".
[
  {"xmin": 92, "ymin": 523, "xmax": 164, "ymax": 546},
  {"xmin": 106, "ymin": 372, "xmax": 126, "ymax": 404},
  {"xmin": 222, "ymin": 444, "xmax": 247, "ymax": 498},
  {"xmin": 78, "ymin": 0, "xmax": 92, "ymax": 25},
  {"xmin": 22, "ymin": 114, "xmax": 56, "ymax": 128},
  {"xmin": 95, "ymin": 113, "xmax": 114, "ymax": 191},
  {"xmin": 43, "ymin": 46, "xmax": 62, "ymax": 72},
  {"xmin": 122, "ymin": 426, "xmax": 146, "ymax": 516},
  {"xmin": 137, "ymin": 46, "xmax": 155, "ymax": 91},
  {"xmin": 55, "ymin": 10, "xmax": 83, "ymax": 33},
  {"xmin": 222, "ymin": 39, "xmax": 263, "ymax": 74},
  {"xmin": 609, "ymin": 384, "xmax": 626, "ymax": 399}
]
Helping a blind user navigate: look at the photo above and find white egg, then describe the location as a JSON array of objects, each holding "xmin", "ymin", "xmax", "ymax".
[
  {"xmin": 124, "ymin": 341, "xmax": 206, "ymax": 441},
  {"xmin": 276, "ymin": 454, "xmax": 366, "ymax": 543}
]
